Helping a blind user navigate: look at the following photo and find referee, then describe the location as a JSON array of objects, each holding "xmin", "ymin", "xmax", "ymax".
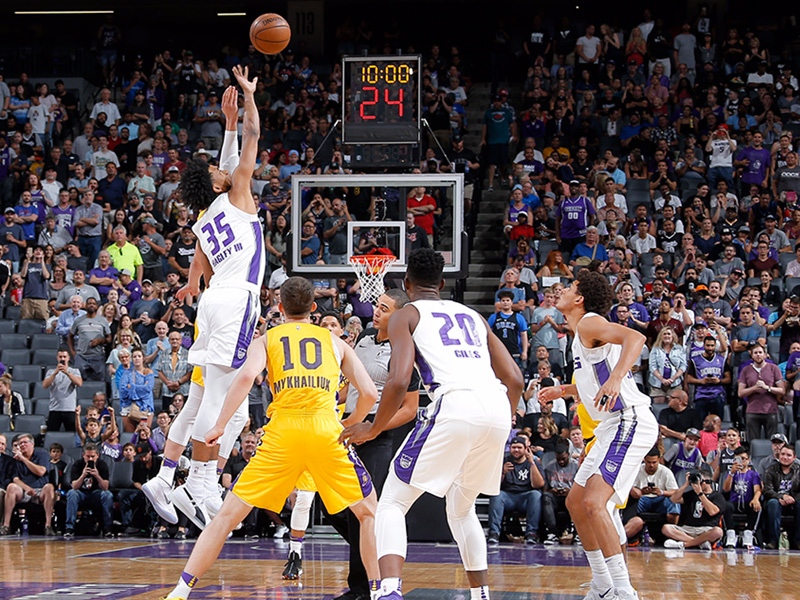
[{"xmin": 324, "ymin": 289, "xmax": 420, "ymax": 600}]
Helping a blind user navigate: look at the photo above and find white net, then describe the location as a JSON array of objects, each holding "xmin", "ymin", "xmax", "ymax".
[{"xmin": 349, "ymin": 254, "xmax": 397, "ymax": 304}]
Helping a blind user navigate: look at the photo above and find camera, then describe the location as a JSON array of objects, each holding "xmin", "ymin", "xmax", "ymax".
[{"xmin": 688, "ymin": 472, "xmax": 700, "ymax": 485}]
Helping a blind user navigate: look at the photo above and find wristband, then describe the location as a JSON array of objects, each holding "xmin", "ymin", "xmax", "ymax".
[{"xmin": 560, "ymin": 385, "xmax": 565, "ymax": 396}]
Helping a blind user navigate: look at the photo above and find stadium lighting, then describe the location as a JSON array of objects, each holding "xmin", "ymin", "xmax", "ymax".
[
  {"xmin": 217, "ymin": 12, "xmax": 247, "ymax": 16},
  {"xmin": 15, "ymin": 10, "xmax": 115, "ymax": 14}
]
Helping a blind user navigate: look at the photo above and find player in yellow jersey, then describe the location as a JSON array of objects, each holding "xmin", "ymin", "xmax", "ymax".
[{"xmin": 161, "ymin": 277, "xmax": 381, "ymax": 600}]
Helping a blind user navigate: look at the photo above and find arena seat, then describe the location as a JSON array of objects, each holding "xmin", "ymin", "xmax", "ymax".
[
  {"xmin": 0, "ymin": 415, "xmax": 10, "ymax": 432},
  {"xmin": 31, "ymin": 334, "xmax": 60, "ymax": 351},
  {"xmin": 11, "ymin": 381, "xmax": 30, "ymax": 398},
  {"xmin": 3, "ymin": 306, "xmax": 21, "ymax": 321},
  {"xmin": 32, "ymin": 350, "xmax": 59, "ymax": 367},
  {"xmin": 13, "ymin": 365, "xmax": 43, "ymax": 383},
  {"xmin": 17, "ymin": 320, "xmax": 45, "ymax": 336},
  {"xmin": 77, "ymin": 381, "xmax": 108, "ymax": 400},
  {"xmin": 0, "ymin": 321, "xmax": 16, "ymax": 334},
  {"xmin": 1, "ymin": 349, "xmax": 31, "ymax": 366},
  {"xmin": 2, "ymin": 333, "xmax": 28, "ymax": 349},
  {"xmin": 14, "ymin": 415, "xmax": 46, "ymax": 437}
]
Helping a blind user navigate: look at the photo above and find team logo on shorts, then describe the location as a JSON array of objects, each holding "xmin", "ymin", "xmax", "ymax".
[
  {"xmin": 237, "ymin": 348, "xmax": 247, "ymax": 360},
  {"xmin": 604, "ymin": 460, "xmax": 619, "ymax": 473},
  {"xmin": 399, "ymin": 453, "xmax": 413, "ymax": 469}
]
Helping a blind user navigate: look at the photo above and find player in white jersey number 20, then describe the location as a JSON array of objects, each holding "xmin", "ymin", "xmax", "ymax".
[
  {"xmin": 539, "ymin": 271, "xmax": 658, "ymax": 600},
  {"xmin": 341, "ymin": 248, "xmax": 524, "ymax": 600}
]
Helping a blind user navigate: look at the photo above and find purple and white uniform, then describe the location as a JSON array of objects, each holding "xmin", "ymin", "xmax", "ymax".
[
  {"xmin": 556, "ymin": 195, "xmax": 596, "ymax": 240},
  {"xmin": 390, "ymin": 299, "xmax": 512, "ymax": 496},
  {"xmin": 572, "ymin": 312, "xmax": 658, "ymax": 504},
  {"xmin": 189, "ymin": 192, "xmax": 265, "ymax": 369}
]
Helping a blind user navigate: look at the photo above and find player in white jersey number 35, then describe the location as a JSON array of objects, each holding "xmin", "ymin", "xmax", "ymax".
[
  {"xmin": 539, "ymin": 271, "xmax": 658, "ymax": 600},
  {"xmin": 341, "ymin": 248, "xmax": 524, "ymax": 600}
]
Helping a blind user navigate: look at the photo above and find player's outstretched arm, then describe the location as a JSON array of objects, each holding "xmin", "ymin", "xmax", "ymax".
[
  {"xmin": 336, "ymin": 336, "xmax": 378, "ymax": 427},
  {"xmin": 205, "ymin": 337, "xmax": 267, "ymax": 445},
  {"xmin": 219, "ymin": 86, "xmax": 240, "ymax": 173},
  {"xmin": 229, "ymin": 65, "xmax": 259, "ymax": 214},
  {"xmin": 340, "ymin": 306, "xmax": 418, "ymax": 446},
  {"xmin": 579, "ymin": 315, "xmax": 646, "ymax": 411},
  {"xmin": 482, "ymin": 317, "xmax": 524, "ymax": 411}
]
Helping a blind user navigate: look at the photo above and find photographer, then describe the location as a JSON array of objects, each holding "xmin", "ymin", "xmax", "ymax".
[
  {"xmin": 624, "ymin": 448, "xmax": 680, "ymax": 541},
  {"xmin": 705, "ymin": 124, "xmax": 737, "ymax": 190},
  {"xmin": 323, "ymin": 198, "xmax": 353, "ymax": 265},
  {"xmin": 43, "ymin": 348, "xmax": 84, "ymax": 432},
  {"xmin": 487, "ymin": 436, "xmax": 545, "ymax": 545},
  {"xmin": 661, "ymin": 465, "xmax": 725, "ymax": 550},
  {"xmin": 64, "ymin": 443, "xmax": 113, "ymax": 538}
]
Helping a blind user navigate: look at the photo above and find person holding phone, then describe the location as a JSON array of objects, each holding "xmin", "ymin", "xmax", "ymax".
[
  {"xmin": 64, "ymin": 443, "xmax": 113, "ymax": 538},
  {"xmin": 624, "ymin": 447, "xmax": 680, "ymax": 542}
]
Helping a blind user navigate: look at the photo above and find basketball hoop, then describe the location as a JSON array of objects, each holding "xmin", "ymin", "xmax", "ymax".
[{"xmin": 349, "ymin": 249, "xmax": 397, "ymax": 305}]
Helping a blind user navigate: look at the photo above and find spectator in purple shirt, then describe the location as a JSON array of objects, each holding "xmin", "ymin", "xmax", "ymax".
[
  {"xmin": 555, "ymin": 180, "xmax": 596, "ymax": 255},
  {"xmin": 88, "ymin": 249, "xmax": 120, "ymax": 300},
  {"xmin": 113, "ymin": 268, "xmax": 142, "ymax": 309},
  {"xmin": 721, "ymin": 446, "xmax": 762, "ymax": 549},
  {"xmin": 735, "ymin": 131, "xmax": 771, "ymax": 189}
]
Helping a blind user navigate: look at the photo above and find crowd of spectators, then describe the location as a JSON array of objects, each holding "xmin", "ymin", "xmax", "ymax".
[{"xmin": 483, "ymin": 11, "xmax": 800, "ymax": 550}]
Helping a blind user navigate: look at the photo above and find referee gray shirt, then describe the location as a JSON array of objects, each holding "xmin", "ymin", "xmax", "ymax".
[{"xmin": 344, "ymin": 327, "xmax": 420, "ymax": 415}]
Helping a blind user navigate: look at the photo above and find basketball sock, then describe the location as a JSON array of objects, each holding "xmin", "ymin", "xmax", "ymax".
[
  {"xmin": 158, "ymin": 457, "xmax": 178, "ymax": 484},
  {"xmin": 380, "ymin": 577, "xmax": 401, "ymax": 596},
  {"xmin": 205, "ymin": 460, "xmax": 220, "ymax": 490},
  {"xmin": 170, "ymin": 571, "xmax": 198, "ymax": 598},
  {"xmin": 369, "ymin": 579, "xmax": 381, "ymax": 600},
  {"xmin": 290, "ymin": 536, "xmax": 303, "ymax": 557},
  {"xmin": 605, "ymin": 552, "xmax": 633, "ymax": 594},
  {"xmin": 185, "ymin": 460, "xmax": 206, "ymax": 499},
  {"xmin": 469, "ymin": 585, "xmax": 490, "ymax": 599},
  {"xmin": 585, "ymin": 549, "xmax": 613, "ymax": 591}
]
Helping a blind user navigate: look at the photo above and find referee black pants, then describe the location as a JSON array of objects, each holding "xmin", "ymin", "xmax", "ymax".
[{"xmin": 322, "ymin": 430, "xmax": 394, "ymax": 595}]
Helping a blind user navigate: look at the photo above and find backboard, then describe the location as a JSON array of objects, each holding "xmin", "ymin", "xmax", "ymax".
[{"xmin": 288, "ymin": 173, "xmax": 466, "ymax": 279}]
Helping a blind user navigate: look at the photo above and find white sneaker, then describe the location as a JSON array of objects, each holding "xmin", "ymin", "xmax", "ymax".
[
  {"xmin": 273, "ymin": 524, "xmax": 289, "ymax": 539},
  {"xmin": 142, "ymin": 477, "xmax": 179, "ymax": 525},
  {"xmin": 616, "ymin": 590, "xmax": 639, "ymax": 600},
  {"xmin": 699, "ymin": 541, "xmax": 712, "ymax": 551},
  {"xmin": 742, "ymin": 529, "xmax": 755, "ymax": 549},
  {"xmin": 663, "ymin": 539, "xmax": 685, "ymax": 549},
  {"xmin": 205, "ymin": 492, "xmax": 223, "ymax": 518},
  {"xmin": 582, "ymin": 583, "xmax": 616, "ymax": 600},
  {"xmin": 171, "ymin": 484, "xmax": 210, "ymax": 530},
  {"xmin": 725, "ymin": 529, "xmax": 737, "ymax": 548}
]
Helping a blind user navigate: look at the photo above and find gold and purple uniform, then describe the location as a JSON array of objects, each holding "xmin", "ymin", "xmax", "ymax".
[{"xmin": 231, "ymin": 322, "xmax": 372, "ymax": 513}]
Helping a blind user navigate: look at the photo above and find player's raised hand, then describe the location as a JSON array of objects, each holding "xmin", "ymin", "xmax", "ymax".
[
  {"xmin": 205, "ymin": 424, "xmax": 226, "ymax": 447},
  {"xmin": 537, "ymin": 384, "xmax": 563, "ymax": 408},
  {"xmin": 232, "ymin": 65, "xmax": 257, "ymax": 95},
  {"xmin": 221, "ymin": 86, "xmax": 239, "ymax": 122}
]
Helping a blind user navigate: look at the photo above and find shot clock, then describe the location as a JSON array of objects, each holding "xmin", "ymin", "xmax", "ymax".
[{"xmin": 343, "ymin": 55, "xmax": 421, "ymax": 145}]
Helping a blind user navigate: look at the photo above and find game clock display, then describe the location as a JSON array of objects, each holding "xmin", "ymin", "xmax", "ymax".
[{"xmin": 343, "ymin": 55, "xmax": 420, "ymax": 145}]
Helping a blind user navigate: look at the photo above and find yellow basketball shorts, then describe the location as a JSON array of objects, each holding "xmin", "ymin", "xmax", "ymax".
[
  {"xmin": 231, "ymin": 410, "xmax": 372, "ymax": 514},
  {"xmin": 296, "ymin": 471, "xmax": 317, "ymax": 493}
]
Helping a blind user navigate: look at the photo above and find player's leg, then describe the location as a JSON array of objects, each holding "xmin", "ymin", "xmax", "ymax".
[
  {"xmin": 144, "ymin": 379, "xmax": 204, "ymax": 524},
  {"xmin": 375, "ymin": 471, "xmax": 425, "ymax": 599},
  {"xmin": 445, "ymin": 482, "xmax": 491, "ymax": 599},
  {"xmin": 348, "ymin": 489, "xmax": 381, "ymax": 595},
  {"xmin": 282, "ymin": 487, "xmax": 314, "ymax": 580},
  {"xmin": 163, "ymin": 492, "xmax": 254, "ymax": 599},
  {"xmin": 172, "ymin": 364, "xmax": 239, "ymax": 529},
  {"xmin": 206, "ymin": 399, "xmax": 250, "ymax": 518}
]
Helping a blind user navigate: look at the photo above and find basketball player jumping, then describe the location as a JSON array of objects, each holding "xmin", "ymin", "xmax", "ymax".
[
  {"xmin": 145, "ymin": 65, "xmax": 266, "ymax": 531},
  {"xmin": 143, "ymin": 78, "xmax": 249, "ymax": 527},
  {"xmin": 341, "ymin": 248, "xmax": 524, "ymax": 600},
  {"xmin": 161, "ymin": 277, "xmax": 381, "ymax": 600},
  {"xmin": 539, "ymin": 271, "xmax": 657, "ymax": 600}
]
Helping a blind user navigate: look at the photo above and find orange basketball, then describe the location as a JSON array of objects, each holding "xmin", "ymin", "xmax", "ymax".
[{"xmin": 249, "ymin": 13, "xmax": 291, "ymax": 55}]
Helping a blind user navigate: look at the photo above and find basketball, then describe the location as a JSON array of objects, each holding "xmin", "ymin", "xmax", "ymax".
[{"xmin": 249, "ymin": 13, "xmax": 291, "ymax": 55}]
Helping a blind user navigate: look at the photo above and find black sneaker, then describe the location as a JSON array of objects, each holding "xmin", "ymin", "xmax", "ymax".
[
  {"xmin": 526, "ymin": 533, "xmax": 539, "ymax": 545},
  {"xmin": 282, "ymin": 551, "xmax": 303, "ymax": 580},
  {"xmin": 543, "ymin": 533, "xmax": 559, "ymax": 545},
  {"xmin": 487, "ymin": 533, "xmax": 499, "ymax": 544},
  {"xmin": 103, "ymin": 531, "xmax": 115, "ymax": 539}
]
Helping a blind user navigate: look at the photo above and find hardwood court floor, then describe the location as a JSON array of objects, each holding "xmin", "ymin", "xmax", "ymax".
[{"xmin": 2, "ymin": 537, "xmax": 800, "ymax": 599}]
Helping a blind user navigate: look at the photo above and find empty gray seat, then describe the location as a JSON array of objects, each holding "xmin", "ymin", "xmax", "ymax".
[
  {"xmin": 1, "ymin": 349, "xmax": 30, "ymax": 366},
  {"xmin": 14, "ymin": 415, "xmax": 45, "ymax": 436},
  {"xmin": 2, "ymin": 334, "xmax": 28, "ymax": 349},
  {"xmin": 30, "ymin": 334, "xmax": 59, "ymax": 351},
  {"xmin": 13, "ymin": 365, "xmax": 42, "ymax": 383},
  {"xmin": 17, "ymin": 320, "xmax": 45, "ymax": 336}
]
